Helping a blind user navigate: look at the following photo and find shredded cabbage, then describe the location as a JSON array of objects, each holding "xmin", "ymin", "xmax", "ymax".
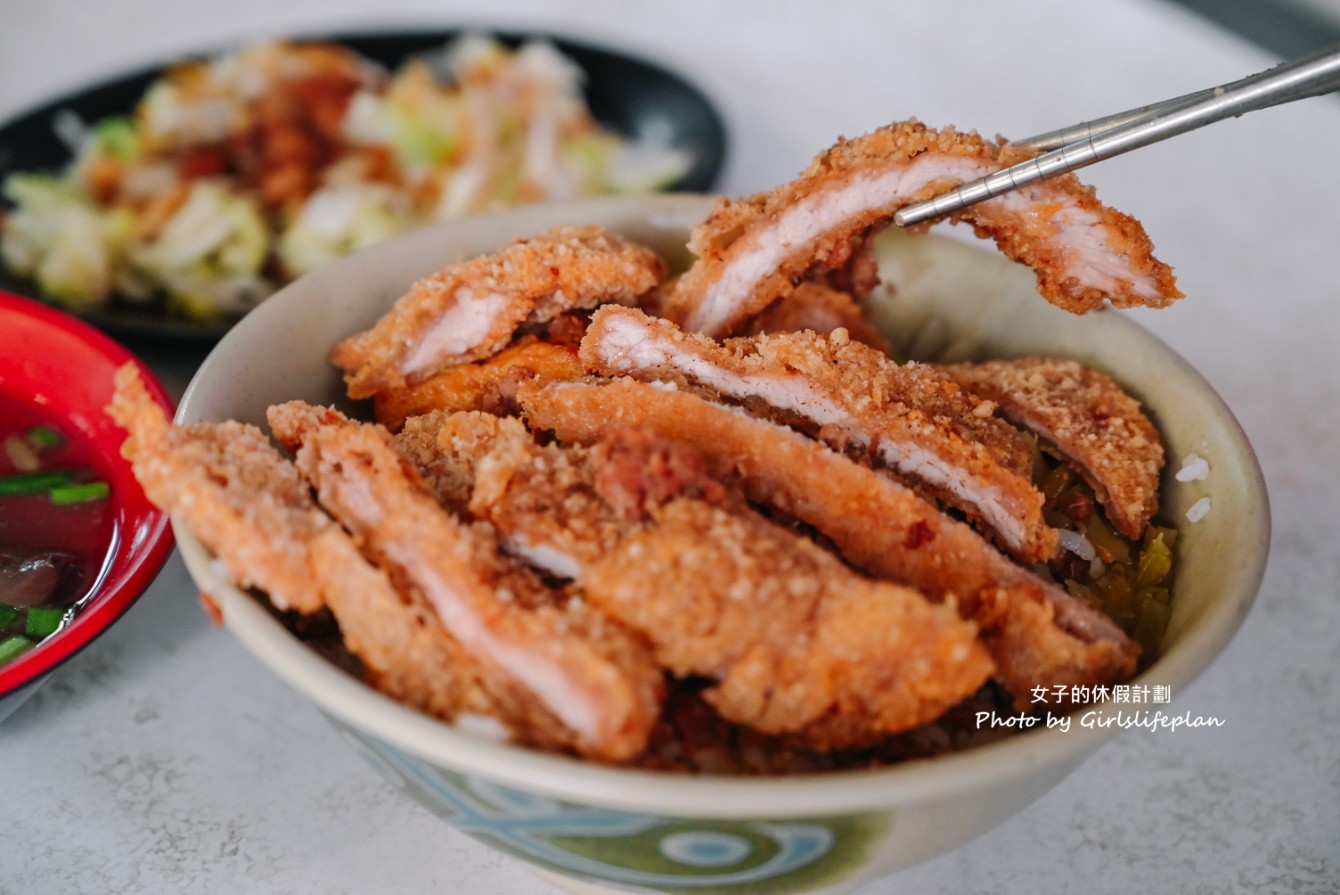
[
  {"xmin": 0, "ymin": 35, "xmax": 696, "ymax": 320},
  {"xmin": 128, "ymin": 181, "xmax": 272, "ymax": 317},
  {"xmin": 89, "ymin": 117, "xmax": 140, "ymax": 162},
  {"xmin": 278, "ymin": 183, "xmax": 411, "ymax": 276},
  {"xmin": 0, "ymin": 175, "xmax": 117, "ymax": 307}
]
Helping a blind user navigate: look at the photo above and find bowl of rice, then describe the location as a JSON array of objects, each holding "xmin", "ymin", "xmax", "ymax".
[{"xmin": 161, "ymin": 192, "xmax": 1267, "ymax": 894}]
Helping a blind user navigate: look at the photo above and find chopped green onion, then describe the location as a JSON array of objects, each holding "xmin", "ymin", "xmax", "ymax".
[
  {"xmin": 0, "ymin": 604, "xmax": 19, "ymax": 630},
  {"xmin": 26, "ymin": 425, "xmax": 63, "ymax": 450},
  {"xmin": 49, "ymin": 480, "xmax": 109, "ymax": 505},
  {"xmin": 0, "ymin": 469, "xmax": 80, "ymax": 496},
  {"xmin": 0, "ymin": 635, "xmax": 35, "ymax": 664},
  {"xmin": 25, "ymin": 606, "xmax": 67, "ymax": 639}
]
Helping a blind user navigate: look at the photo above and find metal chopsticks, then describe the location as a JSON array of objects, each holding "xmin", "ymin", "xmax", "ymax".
[{"xmin": 893, "ymin": 43, "xmax": 1340, "ymax": 227}]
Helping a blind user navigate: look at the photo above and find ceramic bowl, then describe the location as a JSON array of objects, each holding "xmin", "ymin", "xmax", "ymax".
[
  {"xmin": 172, "ymin": 194, "xmax": 1268, "ymax": 894},
  {"xmin": 0, "ymin": 291, "xmax": 175, "ymax": 723}
]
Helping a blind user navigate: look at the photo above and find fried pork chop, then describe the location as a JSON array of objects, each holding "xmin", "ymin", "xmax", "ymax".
[
  {"xmin": 266, "ymin": 401, "xmax": 664, "ymax": 762},
  {"xmin": 109, "ymin": 108, "xmax": 1185, "ymax": 766},
  {"xmin": 396, "ymin": 412, "xmax": 732, "ymax": 580},
  {"xmin": 107, "ymin": 364, "xmax": 331, "ymax": 615},
  {"xmin": 944, "ymin": 357, "xmax": 1164, "ymax": 539},
  {"xmin": 107, "ymin": 365, "xmax": 507, "ymax": 728},
  {"xmin": 332, "ymin": 224, "xmax": 666, "ymax": 398},
  {"xmin": 393, "ymin": 413, "xmax": 990, "ymax": 747},
  {"xmin": 372, "ymin": 336, "xmax": 584, "ymax": 431},
  {"xmin": 741, "ymin": 281, "xmax": 890, "ymax": 353},
  {"xmin": 584, "ymin": 498, "xmax": 993, "ymax": 749},
  {"xmin": 663, "ymin": 120, "xmax": 1180, "ymax": 337},
  {"xmin": 518, "ymin": 377, "xmax": 1140, "ymax": 700},
  {"xmin": 581, "ymin": 306, "xmax": 1054, "ymax": 561}
]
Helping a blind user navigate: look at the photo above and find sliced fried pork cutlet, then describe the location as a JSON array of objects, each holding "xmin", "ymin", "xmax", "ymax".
[
  {"xmin": 584, "ymin": 499, "xmax": 993, "ymax": 750},
  {"xmin": 474, "ymin": 425, "xmax": 730, "ymax": 579},
  {"xmin": 266, "ymin": 401, "xmax": 663, "ymax": 762},
  {"xmin": 106, "ymin": 364, "xmax": 330, "ymax": 614},
  {"xmin": 332, "ymin": 224, "xmax": 667, "ymax": 399},
  {"xmin": 581, "ymin": 306, "xmax": 1054, "ymax": 562},
  {"xmin": 394, "ymin": 409, "xmax": 635, "ymax": 570},
  {"xmin": 108, "ymin": 366, "xmax": 513, "ymax": 724},
  {"xmin": 944, "ymin": 357, "xmax": 1164, "ymax": 539},
  {"xmin": 587, "ymin": 426, "xmax": 732, "ymax": 522},
  {"xmin": 803, "ymin": 233, "xmax": 883, "ymax": 301},
  {"xmin": 305, "ymin": 529, "xmax": 504, "ymax": 726},
  {"xmin": 373, "ymin": 336, "xmax": 584, "ymax": 431},
  {"xmin": 391, "ymin": 410, "xmax": 527, "ymax": 512},
  {"xmin": 663, "ymin": 120, "xmax": 1180, "ymax": 337},
  {"xmin": 518, "ymin": 377, "xmax": 1139, "ymax": 701},
  {"xmin": 400, "ymin": 414, "xmax": 986, "ymax": 748},
  {"xmin": 741, "ymin": 281, "xmax": 890, "ymax": 353},
  {"xmin": 399, "ymin": 412, "xmax": 729, "ymax": 581}
]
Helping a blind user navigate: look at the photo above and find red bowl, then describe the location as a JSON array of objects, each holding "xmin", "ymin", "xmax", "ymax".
[{"xmin": 0, "ymin": 291, "xmax": 175, "ymax": 718}]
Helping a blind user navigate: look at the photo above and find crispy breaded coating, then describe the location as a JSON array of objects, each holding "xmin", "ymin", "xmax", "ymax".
[
  {"xmin": 588, "ymin": 427, "xmax": 731, "ymax": 521},
  {"xmin": 397, "ymin": 410, "xmax": 728, "ymax": 581},
  {"xmin": 108, "ymin": 366, "xmax": 514, "ymax": 726},
  {"xmin": 469, "ymin": 425, "xmax": 729, "ymax": 579},
  {"xmin": 742, "ymin": 281, "xmax": 890, "ymax": 353},
  {"xmin": 944, "ymin": 357, "xmax": 1164, "ymax": 539},
  {"xmin": 663, "ymin": 120, "xmax": 1180, "ymax": 336},
  {"xmin": 581, "ymin": 306, "xmax": 1054, "ymax": 561},
  {"xmin": 331, "ymin": 225, "xmax": 666, "ymax": 398},
  {"xmin": 106, "ymin": 363, "xmax": 331, "ymax": 614},
  {"xmin": 405, "ymin": 416, "xmax": 986, "ymax": 748},
  {"xmin": 373, "ymin": 337, "xmax": 584, "ymax": 432},
  {"xmin": 266, "ymin": 401, "xmax": 663, "ymax": 762},
  {"xmin": 394, "ymin": 410, "xmax": 700, "ymax": 582},
  {"xmin": 392, "ymin": 410, "xmax": 528, "ymax": 512},
  {"xmin": 468, "ymin": 424, "xmax": 625, "ymax": 579},
  {"xmin": 972, "ymin": 585, "xmax": 1141, "ymax": 703},
  {"xmin": 306, "ymin": 529, "xmax": 503, "ymax": 725},
  {"xmin": 518, "ymin": 378, "xmax": 1139, "ymax": 700},
  {"xmin": 584, "ymin": 499, "xmax": 993, "ymax": 749}
]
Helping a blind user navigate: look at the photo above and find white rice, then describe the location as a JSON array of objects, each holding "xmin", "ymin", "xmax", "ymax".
[
  {"xmin": 1186, "ymin": 497, "xmax": 1212, "ymax": 523},
  {"xmin": 1176, "ymin": 452, "xmax": 1210, "ymax": 482},
  {"xmin": 1057, "ymin": 528, "xmax": 1096, "ymax": 560}
]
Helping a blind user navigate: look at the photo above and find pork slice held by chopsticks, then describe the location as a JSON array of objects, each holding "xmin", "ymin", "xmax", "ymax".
[
  {"xmin": 267, "ymin": 400, "xmax": 664, "ymax": 762},
  {"xmin": 663, "ymin": 119, "xmax": 1180, "ymax": 338}
]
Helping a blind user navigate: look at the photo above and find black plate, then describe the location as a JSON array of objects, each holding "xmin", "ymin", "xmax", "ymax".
[{"xmin": 0, "ymin": 29, "xmax": 727, "ymax": 343}]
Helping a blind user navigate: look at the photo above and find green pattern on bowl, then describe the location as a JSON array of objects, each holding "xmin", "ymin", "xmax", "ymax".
[{"xmin": 335, "ymin": 721, "xmax": 889, "ymax": 893}]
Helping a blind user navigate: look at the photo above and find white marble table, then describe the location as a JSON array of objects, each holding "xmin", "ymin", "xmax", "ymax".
[{"xmin": 3, "ymin": 1, "xmax": 1337, "ymax": 892}]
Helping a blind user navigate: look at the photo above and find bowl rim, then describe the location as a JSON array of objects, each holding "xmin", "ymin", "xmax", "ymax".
[
  {"xmin": 0, "ymin": 290, "xmax": 176, "ymax": 698},
  {"xmin": 174, "ymin": 193, "xmax": 1270, "ymax": 818}
]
